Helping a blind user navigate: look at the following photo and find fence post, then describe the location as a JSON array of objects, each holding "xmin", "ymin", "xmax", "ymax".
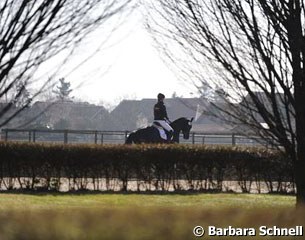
[
  {"xmin": 94, "ymin": 131, "xmax": 98, "ymax": 144},
  {"xmin": 202, "ymin": 136, "xmax": 205, "ymax": 144},
  {"xmin": 101, "ymin": 134, "xmax": 104, "ymax": 144},
  {"xmin": 28, "ymin": 131, "xmax": 32, "ymax": 142},
  {"xmin": 64, "ymin": 130, "xmax": 68, "ymax": 144},
  {"xmin": 192, "ymin": 132, "xmax": 195, "ymax": 144},
  {"xmin": 4, "ymin": 129, "xmax": 8, "ymax": 141},
  {"xmin": 232, "ymin": 133, "xmax": 236, "ymax": 146},
  {"xmin": 33, "ymin": 130, "xmax": 36, "ymax": 143}
]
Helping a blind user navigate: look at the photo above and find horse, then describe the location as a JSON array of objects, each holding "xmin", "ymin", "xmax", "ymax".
[{"xmin": 125, "ymin": 117, "xmax": 193, "ymax": 144}]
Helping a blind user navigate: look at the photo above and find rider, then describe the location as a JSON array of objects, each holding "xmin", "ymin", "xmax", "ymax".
[{"xmin": 153, "ymin": 93, "xmax": 174, "ymax": 141}]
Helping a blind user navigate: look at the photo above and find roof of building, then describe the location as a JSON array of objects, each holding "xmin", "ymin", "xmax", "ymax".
[{"xmin": 110, "ymin": 98, "xmax": 233, "ymax": 131}]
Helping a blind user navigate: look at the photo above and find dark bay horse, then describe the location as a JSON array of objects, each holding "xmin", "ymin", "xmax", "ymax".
[{"xmin": 125, "ymin": 117, "xmax": 193, "ymax": 144}]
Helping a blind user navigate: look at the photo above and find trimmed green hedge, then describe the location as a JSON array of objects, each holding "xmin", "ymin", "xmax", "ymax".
[{"xmin": 0, "ymin": 142, "xmax": 294, "ymax": 193}]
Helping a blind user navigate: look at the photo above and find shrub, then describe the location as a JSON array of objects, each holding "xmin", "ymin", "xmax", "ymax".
[{"xmin": 0, "ymin": 142, "xmax": 293, "ymax": 193}]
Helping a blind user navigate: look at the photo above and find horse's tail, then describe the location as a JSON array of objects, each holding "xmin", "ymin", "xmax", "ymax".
[{"xmin": 125, "ymin": 132, "xmax": 135, "ymax": 144}]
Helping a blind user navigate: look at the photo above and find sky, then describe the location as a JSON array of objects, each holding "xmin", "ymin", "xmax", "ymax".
[{"xmin": 37, "ymin": 6, "xmax": 197, "ymax": 108}]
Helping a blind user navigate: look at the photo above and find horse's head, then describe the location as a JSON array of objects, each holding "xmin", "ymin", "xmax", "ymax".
[
  {"xmin": 171, "ymin": 117, "xmax": 194, "ymax": 140},
  {"xmin": 181, "ymin": 117, "xmax": 193, "ymax": 139}
]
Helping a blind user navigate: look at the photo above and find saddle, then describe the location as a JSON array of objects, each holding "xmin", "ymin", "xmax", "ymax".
[{"xmin": 152, "ymin": 122, "xmax": 170, "ymax": 141}]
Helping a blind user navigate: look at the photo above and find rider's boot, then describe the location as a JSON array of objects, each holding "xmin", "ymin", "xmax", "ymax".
[{"xmin": 166, "ymin": 130, "xmax": 173, "ymax": 143}]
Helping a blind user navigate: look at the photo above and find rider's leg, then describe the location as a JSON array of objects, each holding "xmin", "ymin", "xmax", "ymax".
[{"xmin": 160, "ymin": 121, "xmax": 173, "ymax": 141}]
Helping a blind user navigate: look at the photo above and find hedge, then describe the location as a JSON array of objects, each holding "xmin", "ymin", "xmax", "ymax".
[{"xmin": 0, "ymin": 141, "xmax": 294, "ymax": 193}]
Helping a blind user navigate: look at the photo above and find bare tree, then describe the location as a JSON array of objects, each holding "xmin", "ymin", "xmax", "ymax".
[
  {"xmin": 145, "ymin": 0, "xmax": 305, "ymax": 205},
  {"xmin": 0, "ymin": 0, "xmax": 133, "ymax": 127}
]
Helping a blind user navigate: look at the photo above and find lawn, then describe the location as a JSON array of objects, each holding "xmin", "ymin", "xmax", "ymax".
[
  {"xmin": 0, "ymin": 193, "xmax": 295, "ymax": 210},
  {"xmin": 0, "ymin": 193, "xmax": 303, "ymax": 240}
]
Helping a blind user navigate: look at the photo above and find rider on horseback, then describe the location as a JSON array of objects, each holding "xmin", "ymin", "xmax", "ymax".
[{"xmin": 153, "ymin": 93, "xmax": 174, "ymax": 141}]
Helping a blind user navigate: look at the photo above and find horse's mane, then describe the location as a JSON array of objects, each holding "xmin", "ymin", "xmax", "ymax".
[
  {"xmin": 172, "ymin": 117, "xmax": 188, "ymax": 123},
  {"xmin": 170, "ymin": 118, "xmax": 189, "ymax": 129}
]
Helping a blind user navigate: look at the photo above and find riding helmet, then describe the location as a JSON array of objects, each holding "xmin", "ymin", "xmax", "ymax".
[{"xmin": 157, "ymin": 93, "xmax": 165, "ymax": 100}]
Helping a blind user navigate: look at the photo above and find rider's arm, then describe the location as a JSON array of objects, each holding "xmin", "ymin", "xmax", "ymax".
[{"xmin": 163, "ymin": 105, "xmax": 170, "ymax": 122}]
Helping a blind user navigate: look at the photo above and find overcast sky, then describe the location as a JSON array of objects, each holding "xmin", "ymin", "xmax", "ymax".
[{"xmin": 36, "ymin": 6, "xmax": 197, "ymax": 107}]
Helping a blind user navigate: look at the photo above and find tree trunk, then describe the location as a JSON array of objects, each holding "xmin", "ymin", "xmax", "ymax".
[
  {"xmin": 287, "ymin": 1, "xmax": 305, "ymax": 207},
  {"xmin": 295, "ymin": 158, "xmax": 305, "ymax": 206},
  {"xmin": 295, "ymin": 84, "xmax": 305, "ymax": 207}
]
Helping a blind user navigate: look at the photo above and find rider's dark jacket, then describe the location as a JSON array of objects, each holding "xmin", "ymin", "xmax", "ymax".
[{"xmin": 154, "ymin": 101, "xmax": 169, "ymax": 121}]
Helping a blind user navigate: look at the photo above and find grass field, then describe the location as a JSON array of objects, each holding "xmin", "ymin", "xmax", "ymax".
[
  {"xmin": 0, "ymin": 192, "xmax": 296, "ymax": 210},
  {"xmin": 0, "ymin": 193, "xmax": 303, "ymax": 240}
]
